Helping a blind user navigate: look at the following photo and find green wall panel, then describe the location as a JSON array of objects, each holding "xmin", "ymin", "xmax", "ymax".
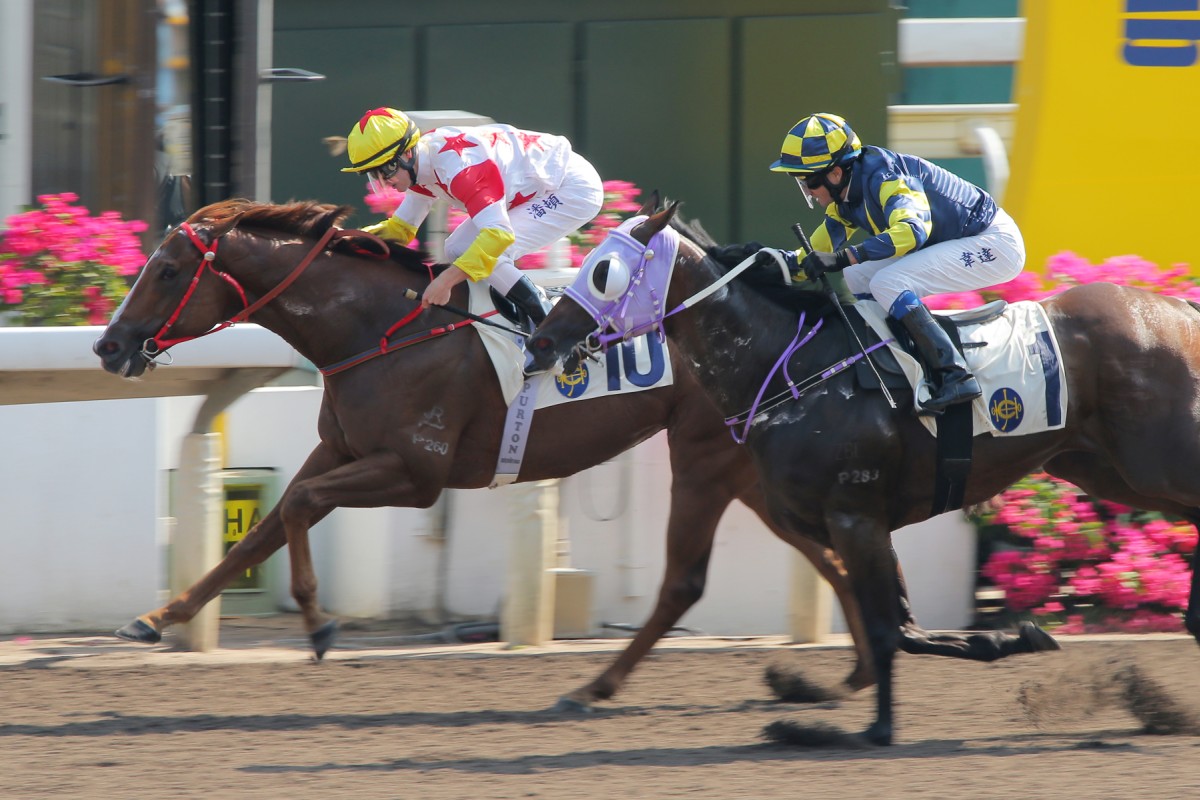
[
  {"xmin": 271, "ymin": 28, "xmax": 417, "ymax": 225},
  {"xmin": 583, "ymin": 19, "xmax": 733, "ymax": 241},
  {"xmin": 274, "ymin": 0, "xmax": 887, "ymax": 28},
  {"xmin": 270, "ymin": 3, "xmax": 898, "ymax": 239},
  {"xmin": 738, "ymin": 15, "xmax": 893, "ymax": 246},
  {"xmin": 425, "ymin": 24, "xmax": 575, "ymax": 138}
]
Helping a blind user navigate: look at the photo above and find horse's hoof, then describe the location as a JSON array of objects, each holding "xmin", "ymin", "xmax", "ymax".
[
  {"xmin": 311, "ymin": 620, "xmax": 338, "ymax": 660},
  {"xmin": 114, "ymin": 618, "xmax": 161, "ymax": 644},
  {"xmin": 1019, "ymin": 621, "xmax": 1062, "ymax": 652},
  {"xmin": 553, "ymin": 695, "xmax": 596, "ymax": 714},
  {"xmin": 861, "ymin": 722, "xmax": 893, "ymax": 746}
]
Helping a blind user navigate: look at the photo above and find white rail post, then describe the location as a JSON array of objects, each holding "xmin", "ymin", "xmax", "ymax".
[
  {"xmin": 501, "ymin": 479, "xmax": 559, "ymax": 646},
  {"xmin": 171, "ymin": 432, "xmax": 224, "ymax": 651},
  {"xmin": 788, "ymin": 550, "xmax": 832, "ymax": 644}
]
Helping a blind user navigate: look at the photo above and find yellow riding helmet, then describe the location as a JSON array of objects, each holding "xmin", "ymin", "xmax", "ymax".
[
  {"xmin": 341, "ymin": 107, "xmax": 421, "ymax": 173},
  {"xmin": 768, "ymin": 112, "xmax": 862, "ymax": 174}
]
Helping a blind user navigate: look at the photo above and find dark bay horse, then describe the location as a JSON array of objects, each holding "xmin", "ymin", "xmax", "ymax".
[
  {"xmin": 524, "ymin": 199, "xmax": 1200, "ymax": 744},
  {"xmin": 92, "ymin": 199, "xmax": 882, "ymax": 709}
]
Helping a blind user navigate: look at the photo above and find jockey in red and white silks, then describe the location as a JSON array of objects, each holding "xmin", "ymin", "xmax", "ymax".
[{"xmin": 342, "ymin": 108, "xmax": 604, "ymax": 324}]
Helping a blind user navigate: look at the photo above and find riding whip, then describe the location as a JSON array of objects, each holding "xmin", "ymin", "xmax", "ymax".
[
  {"xmin": 791, "ymin": 223, "xmax": 897, "ymax": 409},
  {"xmin": 402, "ymin": 288, "xmax": 530, "ymax": 337}
]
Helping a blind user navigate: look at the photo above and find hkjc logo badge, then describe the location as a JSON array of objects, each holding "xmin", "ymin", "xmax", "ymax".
[
  {"xmin": 989, "ymin": 387, "xmax": 1024, "ymax": 433},
  {"xmin": 555, "ymin": 363, "xmax": 590, "ymax": 398}
]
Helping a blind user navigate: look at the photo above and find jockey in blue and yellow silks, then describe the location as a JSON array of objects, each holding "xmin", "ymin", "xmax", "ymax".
[
  {"xmin": 342, "ymin": 107, "xmax": 604, "ymax": 326},
  {"xmin": 767, "ymin": 112, "xmax": 1026, "ymax": 413}
]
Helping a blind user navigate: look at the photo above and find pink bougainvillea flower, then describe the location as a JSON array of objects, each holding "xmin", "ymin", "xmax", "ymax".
[{"xmin": 0, "ymin": 193, "xmax": 147, "ymax": 326}]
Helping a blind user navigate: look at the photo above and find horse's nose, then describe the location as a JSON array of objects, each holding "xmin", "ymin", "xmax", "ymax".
[{"xmin": 93, "ymin": 336, "xmax": 119, "ymax": 356}]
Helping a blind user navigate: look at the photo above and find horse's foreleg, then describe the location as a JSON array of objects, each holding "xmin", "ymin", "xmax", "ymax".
[
  {"xmin": 827, "ymin": 514, "xmax": 902, "ymax": 745},
  {"xmin": 116, "ymin": 509, "xmax": 289, "ymax": 643},
  {"xmin": 115, "ymin": 442, "xmax": 346, "ymax": 644},
  {"xmin": 556, "ymin": 483, "xmax": 725, "ymax": 711},
  {"xmin": 277, "ymin": 449, "xmax": 432, "ymax": 658},
  {"xmin": 737, "ymin": 487, "xmax": 875, "ymax": 692}
]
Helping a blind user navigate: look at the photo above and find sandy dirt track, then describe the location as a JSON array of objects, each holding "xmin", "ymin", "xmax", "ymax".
[{"xmin": 3, "ymin": 620, "xmax": 1200, "ymax": 799}]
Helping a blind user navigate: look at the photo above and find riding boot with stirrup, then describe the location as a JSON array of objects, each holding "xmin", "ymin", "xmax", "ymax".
[
  {"xmin": 504, "ymin": 274, "xmax": 553, "ymax": 332},
  {"xmin": 893, "ymin": 291, "xmax": 981, "ymax": 413}
]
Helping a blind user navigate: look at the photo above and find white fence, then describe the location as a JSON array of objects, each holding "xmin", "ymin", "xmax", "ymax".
[{"xmin": 1, "ymin": 368, "xmax": 978, "ymax": 637}]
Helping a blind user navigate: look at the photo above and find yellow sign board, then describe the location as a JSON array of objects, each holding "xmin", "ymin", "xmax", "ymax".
[
  {"xmin": 224, "ymin": 486, "xmax": 265, "ymax": 589},
  {"xmin": 1006, "ymin": 1, "xmax": 1200, "ymax": 271}
]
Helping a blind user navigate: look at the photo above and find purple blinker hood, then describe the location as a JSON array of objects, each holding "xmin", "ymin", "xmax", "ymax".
[{"xmin": 562, "ymin": 215, "xmax": 680, "ymax": 349}]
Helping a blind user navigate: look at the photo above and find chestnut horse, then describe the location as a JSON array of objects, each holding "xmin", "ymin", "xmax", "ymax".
[
  {"xmin": 93, "ymin": 198, "xmax": 882, "ymax": 710},
  {"xmin": 524, "ymin": 199, "xmax": 1200, "ymax": 744}
]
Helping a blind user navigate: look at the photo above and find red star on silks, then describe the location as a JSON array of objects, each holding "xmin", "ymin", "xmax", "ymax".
[
  {"xmin": 488, "ymin": 132, "xmax": 507, "ymax": 148},
  {"xmin": 509, "ymin": 191, "xmax": 536, "ymax": 209},
  {"xmin": 439, "ymin": 133, "xmax": 478, "ymax": 156},
  {"xmin": 435, "ymin": 175, "xmax": 450, "ymax": 195},
  {"xmin": 357, "ymin": 108, "xmax": 394, "ymax": 132},
  {"xmin": 517, "ymin": 132, "xmax": 544, "ymax": 151},
  {"xmin": 410, "ymin": 184, "xmax": 435, "ymax": 198}
]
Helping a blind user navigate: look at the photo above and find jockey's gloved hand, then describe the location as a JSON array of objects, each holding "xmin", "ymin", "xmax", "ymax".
[
  {"xmin": 801, "ymin": 249, "xmax": 852, "ymax": 282},
  {"xmin": 361, "ymin": 217, "xmax": 411, "ymax": 242},
  {"xmin": 706, "ymin": 241, "xmax": 765, "ymax": 265}
]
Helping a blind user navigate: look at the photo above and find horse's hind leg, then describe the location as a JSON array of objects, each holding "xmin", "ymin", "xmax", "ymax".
[
  {"xmin": 277, "ymin": 449, "xmax": 435, "ymax": 658},
  {"xmin": 115, "ymin": 442, "xmax": 345, "ymax": 644},
  {"xmin": 892, "ymin": 546, "xmax": 1061, "ymax": 659}
]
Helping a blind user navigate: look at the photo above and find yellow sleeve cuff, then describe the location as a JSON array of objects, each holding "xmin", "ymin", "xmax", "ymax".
[{"xmin": 454, "ymin": 227, "xmax": 516, "ymax": 281}]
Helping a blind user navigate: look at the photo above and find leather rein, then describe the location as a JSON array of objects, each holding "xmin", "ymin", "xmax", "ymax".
[{"xmin": 141, "ymin": 223, "xmax": 484, "ymax": 376}]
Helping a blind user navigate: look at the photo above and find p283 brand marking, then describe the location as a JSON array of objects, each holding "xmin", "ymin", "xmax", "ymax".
[{"xmin": 838, "ymin": 469, "xmax": 880, "ymax": 485}]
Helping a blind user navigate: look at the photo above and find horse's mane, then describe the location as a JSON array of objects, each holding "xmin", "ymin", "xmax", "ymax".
[
  {"xmin": 186, "ymin": 199, "xmax": 430, "ymax": 272},
  {"xmin": 666, "ymin": 208, "xmax": 830, "ymax": 316}
]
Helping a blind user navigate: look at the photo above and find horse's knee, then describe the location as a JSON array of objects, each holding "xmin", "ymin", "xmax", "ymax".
[
  {"xmin": 659, "ymin": 567, "xmax": 707, "ymax": 611},
  {"xmin": 279, "ymin": 483, "xmax": 318, "ymax": 529}
]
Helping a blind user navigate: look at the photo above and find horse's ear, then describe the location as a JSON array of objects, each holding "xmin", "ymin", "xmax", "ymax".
[
  {"xmin": 642, "ymin": 200, "xmax": 679, "ymax": 237},
  {"xmin": 636, "ymin": 190, "xmax": 662, "ymax": 217}
]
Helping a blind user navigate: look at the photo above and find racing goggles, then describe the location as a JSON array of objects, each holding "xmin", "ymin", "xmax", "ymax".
[
  {"xmin": 794, "ymin": 172, "xmax": 824, "ymax": 209},
  {"xmin": 366, "ymin": 153, "xmax": 405, "ymax": 194}
]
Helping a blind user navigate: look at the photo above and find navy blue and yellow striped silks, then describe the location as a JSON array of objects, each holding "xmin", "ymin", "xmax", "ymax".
[
  {"xmin": 769, "ymin": 113, "xmax": 862, "ymax": 174},
  {"xmin": 808, "ymin": 145, "xmax": 998, "ymax": 263}
]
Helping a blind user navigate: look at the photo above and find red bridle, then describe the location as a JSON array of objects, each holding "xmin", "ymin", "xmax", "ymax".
[{"xmin": 143, "ymin": 221, "xmax": 336, "ymax": 358}]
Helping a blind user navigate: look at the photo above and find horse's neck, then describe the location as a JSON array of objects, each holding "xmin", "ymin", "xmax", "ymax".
[
  {"xmin": 665, "ymin": 250, "xmax": 815, "ymax": 416},
  {"xmin": 234, "ymin": 236, "xmax": 426, "ymax": 367}
]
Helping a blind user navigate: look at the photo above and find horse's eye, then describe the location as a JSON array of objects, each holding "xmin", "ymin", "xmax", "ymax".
[{"xmin": 159, "ymin": 266, "xmax": 179, "ymax": 281}]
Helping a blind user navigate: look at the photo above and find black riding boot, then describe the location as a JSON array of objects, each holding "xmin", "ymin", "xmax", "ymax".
[
  {"xmin": 899, "ymin": 301, "xmax": 981, "ymax": 413},
  {"xmin": 504, "ymin": 274, "xmax": 552, "ymax": 330}
]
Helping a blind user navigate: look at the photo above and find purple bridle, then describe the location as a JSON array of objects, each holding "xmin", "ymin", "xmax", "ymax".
[{"xmin": 563, "ymin": 215, "xmax": 893, "ymax": 444}]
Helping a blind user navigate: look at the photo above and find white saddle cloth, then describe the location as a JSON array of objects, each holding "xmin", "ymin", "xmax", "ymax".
[{"xmin": 854, "ymin": 299, "xmax": 1069, "ymax": 438}]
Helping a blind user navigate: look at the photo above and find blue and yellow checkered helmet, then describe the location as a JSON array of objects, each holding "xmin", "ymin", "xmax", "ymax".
[
  {"xmin": 341, "ymin": 107, "xmax": 421, "ymax": 173},
  {"xmin": 768, "ymin": 113, "xmax": 862, "ymax": 174}
]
